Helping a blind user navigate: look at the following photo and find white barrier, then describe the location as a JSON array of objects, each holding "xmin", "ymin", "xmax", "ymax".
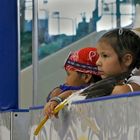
[
  {"xmin": 30, "ymin": 92, "xmax": 140, "ymax": 140},
  {"xmin": 0, "ymin": 112, "xmax": 10, "ymax": 140},
  {"xmin": 0, "ymin": 110, "xmax": 29, "ymax": 140},
  {"xmin": 1, "ymin": 93, "xmax": 140, "ymax": 140}
]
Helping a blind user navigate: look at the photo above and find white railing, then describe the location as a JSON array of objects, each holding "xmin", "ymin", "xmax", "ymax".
[{"xmin": 1, "ymin": 92, "xmax": 140, "ymax": 140}]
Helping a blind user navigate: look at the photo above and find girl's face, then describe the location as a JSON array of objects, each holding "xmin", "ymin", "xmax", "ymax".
[
  {"xmin": 96, "ymin": 41, "xmax": 129, "ymax": 79},
  {"xmin": 65, "ymin": 70, "xmax": 88, "ymax": 86}
]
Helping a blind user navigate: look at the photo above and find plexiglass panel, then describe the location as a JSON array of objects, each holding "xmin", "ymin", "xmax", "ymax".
[
  {"xmin": 20, "ymin": 0, "xmax": 139, "ymax": 107},
  {"xmin": 20, "ymin": 0, "xmax": 136, "ymax": 69}
]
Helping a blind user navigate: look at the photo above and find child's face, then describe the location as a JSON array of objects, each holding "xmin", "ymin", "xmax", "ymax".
[
  {"xmin": 65, "ymin": 70, "xmax": 87, "ymax": 86},
  {"xmin": 96, "ymin": 41, "xmax": 128, "ymax": 79}
]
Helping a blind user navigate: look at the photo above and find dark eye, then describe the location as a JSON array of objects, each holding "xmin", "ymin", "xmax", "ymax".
[
  {"xmin": 103, "ymin": 54, "xmax": 108, "ymax": 57},
  {"xmin": 101, "ymin": 54, "xmax": 108, "ymax": 58}
]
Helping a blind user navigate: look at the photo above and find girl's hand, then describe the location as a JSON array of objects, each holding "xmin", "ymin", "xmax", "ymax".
[{"xmin": 43, "ymin": 101, "xmax": 59, "ymax": 118}]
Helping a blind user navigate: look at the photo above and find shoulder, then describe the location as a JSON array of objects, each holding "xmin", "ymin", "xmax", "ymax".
[
  {"xmin": 112, "ymin": 85, "xmax": 131, "ymax": 95},
  {"xmin": 112, "ymin": 83, "xmax": 140, "ymax": 95}
]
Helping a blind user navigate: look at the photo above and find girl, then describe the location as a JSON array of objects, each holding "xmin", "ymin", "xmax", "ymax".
[
  {"xmin": 43, "ymin": 47, "xmax": 101, "ymax": 117},
  {"xmin": 96, "ymin": 28, "xmax": 140, "ymax": 94}
]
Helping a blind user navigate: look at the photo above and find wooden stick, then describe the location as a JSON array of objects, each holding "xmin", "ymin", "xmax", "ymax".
[{"xmin": 34, "ymin": 99, "xmax": 68, "ymax": 136}]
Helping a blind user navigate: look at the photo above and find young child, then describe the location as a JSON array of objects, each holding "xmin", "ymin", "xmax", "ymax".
[
  {"xmin": 43, "ymin": 47, "xmax": 101, "ymax": 117},
  {"xmin": 96, "ymin": 28, "xmax": 140, "ymax": 94}
]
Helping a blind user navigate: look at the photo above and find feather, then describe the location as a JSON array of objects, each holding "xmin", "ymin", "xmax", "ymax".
[{"xmin": 34, "ymin": 71, "xmax": 130, "ymax": 135}]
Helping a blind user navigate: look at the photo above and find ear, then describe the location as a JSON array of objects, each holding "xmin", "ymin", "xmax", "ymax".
[
  {"xmin": 82, "ymin": 74, "xmax": 92, "ymax": 83},
  {"xmin": 122, "ymin": 53, "xmax": 133, "ymax": 67}
]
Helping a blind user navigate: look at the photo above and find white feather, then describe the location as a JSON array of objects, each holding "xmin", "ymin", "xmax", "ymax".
[{"xmin": 65, "ymin": 88, "xmax": 87, "ymax": 111}]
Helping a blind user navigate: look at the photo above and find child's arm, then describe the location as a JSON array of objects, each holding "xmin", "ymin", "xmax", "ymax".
[
  {"xmin": 43, "ymin": 90, "xmax": 73, "ymax": 117},
  {"xmin": 112, "ymin": 83, "xmax": 140, "ymax": 94},
  {"xmin": 57, "ymin": 90, "xmax": 73, "ymax": 100},
  {"xmin": 46, "ymin": 87, "xmax": 62, "ymax": 102}
]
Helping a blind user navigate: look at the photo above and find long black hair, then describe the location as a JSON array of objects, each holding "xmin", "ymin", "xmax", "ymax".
[{"xmin": 99, "ymin": 28, "xmax": 140, "ymax": 70}]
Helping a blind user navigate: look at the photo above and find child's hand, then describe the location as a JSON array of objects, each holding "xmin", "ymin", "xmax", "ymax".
[{"xmin": 43, "ymin": 101, "xmax": 59, "ymax": 118}]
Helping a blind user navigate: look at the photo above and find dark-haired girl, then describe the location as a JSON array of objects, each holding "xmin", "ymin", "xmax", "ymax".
[{"xmin": 96, "ymin": 28, "xmax": 140, "ymax": 94}]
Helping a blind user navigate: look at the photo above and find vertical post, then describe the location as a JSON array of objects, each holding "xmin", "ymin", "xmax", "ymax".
[
  {"xmin": 57, "ymin": 13, "xmax": 60, "ymax": 34},
  {"xmin": 17, "ymin": 0, "xmax": 21, "ymax": 108},
  {"xmin": 111, "ymin": 3, "xmax": 114, "ymax": 28},
  {"xmin": 92, "ymin": 0, "xmax": 101, "ymax": 31},
  {"xmin": 0, "ymin": 0, "xmax": 18, "ymax": 110},
  {"xmin": 116, "ymin": 0, "xmax": 121, "ymax": 27},
  {"xmin": 32, "ymin": 0, "xmax": 38, "ymax": 106},
  {"xmin": 72, "ymin": 19, "xmax": 75, "ymax": 35}
]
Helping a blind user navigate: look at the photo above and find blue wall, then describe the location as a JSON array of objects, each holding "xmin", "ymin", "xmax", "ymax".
[{"xmin": 0, "ymin": 0, "xmax": 18, "ymax": 110}]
